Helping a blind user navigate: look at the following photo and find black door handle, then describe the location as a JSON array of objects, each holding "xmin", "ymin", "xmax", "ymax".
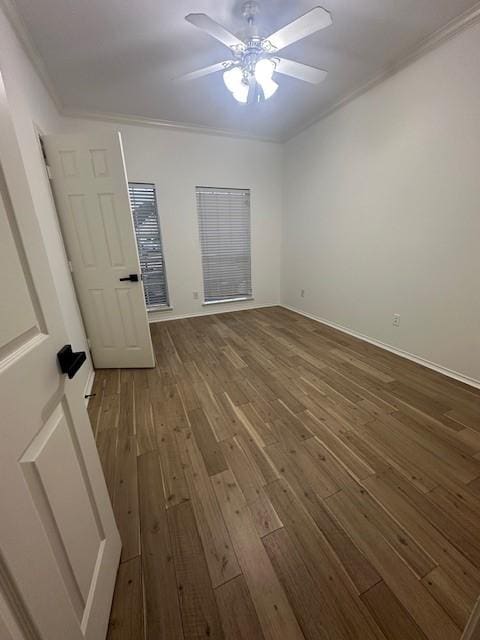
[
  {"xmin": 119, "ymin": 274, "xmax": 139, "ymax": 282},
  {"xmin": 57, "ymin": 345, "xmax": 86, "ymax": 379}
]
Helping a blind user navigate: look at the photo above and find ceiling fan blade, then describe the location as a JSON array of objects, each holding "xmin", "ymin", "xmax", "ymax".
[
  {"xmin": 265, "ymin": 7, "xmax": 332, "ymax": 52},
  {"xmin": 274, "ymin": 58, "xmax": 327, "ymax": 84},
  {"xmin": 175, "ymin": 61, "xmax": 233, "ymax": 83},
  {"xmin": 185, "ymin": 14, "xmax": 245, "ymax": 51}
]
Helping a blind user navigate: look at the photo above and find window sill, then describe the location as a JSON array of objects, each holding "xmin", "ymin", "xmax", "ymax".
[
  {"xmin": 203, "ymin": 297, "xmax": 254, "ymax": 306},
  {"xmin": 147, "ymin": 305, "xmax": 172, "ymax": 313}
]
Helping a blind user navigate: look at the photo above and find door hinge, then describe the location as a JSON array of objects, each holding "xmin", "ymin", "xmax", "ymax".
[
  {"xmin": 86, "ymin": 338, "xmax": 92, "ymax": 349},
  {"xmin": 45, "ymin": 164, "xmax": 53, "ymax": 179},
  {"xmin": 68, "ymin": 260, "xmax": 74, "ymax": 273}
]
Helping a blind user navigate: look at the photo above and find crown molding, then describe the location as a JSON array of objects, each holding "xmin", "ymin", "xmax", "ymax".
[
  {"xmin": 60, "ymin": 107, "xmax": 282, "ymax": 144},
  {"xmin": 283, "ymin": 1, "xmax": 480, "ymax": 142},
  {"xmin": 2, "ymin": 0, "xmax": 480, "ymax": 144},
  {"xmin": 0, "ymin": 0, "xmax": 63, "ymax": 111}
]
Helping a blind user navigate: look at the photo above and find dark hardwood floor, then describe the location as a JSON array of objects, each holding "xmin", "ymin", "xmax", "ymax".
[{"xmin": 88, "ymin": 306, "xmax": 480, "ymax": 640}]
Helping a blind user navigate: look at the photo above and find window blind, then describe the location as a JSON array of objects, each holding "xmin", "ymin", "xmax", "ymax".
[
  {"xmin": 196, "ymin": 186, "xmax": 252, "ymax": 303},
  {"xmin": 128, "ymin": 183, "xmax": 169, "ymax": 309}
]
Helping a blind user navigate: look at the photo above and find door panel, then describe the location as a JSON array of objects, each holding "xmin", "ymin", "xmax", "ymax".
[
  {"xmin": 21, "ymin": 402, "xmax": 103, "ymax": 606},
  {"xmin": 43, "ymin": 133, "xmax": 155, "ymax": 368},
  {"xmin": 0, "ymin": 73, "xmax": 120, "ymax": 640}
]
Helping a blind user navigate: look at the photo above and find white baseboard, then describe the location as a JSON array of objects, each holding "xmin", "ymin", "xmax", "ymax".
[
  {"xmin": 281, "ymin": 304, "xmax": 480, "ymax": 391},
  {"xmin": 84, "ymin": 368, "xmax": 95, "ymax": 405},
  {"xmin": 148, "ymin": 302, "xmax": 279, "ymax": 323}
]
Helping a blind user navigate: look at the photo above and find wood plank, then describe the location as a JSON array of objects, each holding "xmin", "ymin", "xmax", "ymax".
[
  {"xmin": 156, "ymin": 426, "xmax": 189, "ymax": 508},
  {"xmin": 212, "ymin": 470, "xmax": 305, "ymax": 640},
  {"xmin": 325, "ymin": 489, "xmax": 461, "ymax": 640},
  {"xmin": 376, "ymin": 470, "xmax": 480, "ymax": 569},
  {"xmin": 393, "ymin": 409, "xmax": 480, "ymax": 457},
  {"xmin": 119, "ymin": 370, "xmax": 135, "ymax": 435},
  {"xmin": 175, "ymin": 429, "xmax": 241, "ymax": 587},
  {"xmin": 262, "ymin": 528, "xmax": 333, "ymax": 640},
  {"xmin": 234, "ymin": 402, "xmax": 278, "ymax": 447},
  {"xmin": 363, "ymin": 470, "xmax": 480, "ymax": 597},
  {"xmin": 215, "ymin": 575, "xmax": 264, "ymax": 640},
  {"xmin": 234, "ymin": 431, "xmax": 279, "ymax": 485},
  {"xmin": 341, "ymin": 484, "xmax": 437, "ymax": 579},
  {"xmin": 373, "ymin": 411, "xmax": 480, "ymax": 484},
  {"xmin": 249, "ymin": 490, "xmax": 283, "ymax": 538},
  {"xmin": 138, "ymin": 452, "xmax": 184, "ymax": 640},
  {"xmin": 188, "ymin": 407, "xmax": 228, "ymax": 476},
  {"xmin": 265, "ymin": 479, "xmax": 384, "ymax": 639},
  {"xmin": 107, "ymin": 557, "xmax": 144, "ymax": 640},
  {"xmin": 219, "ymin": 437, "xmax": 282, "ymax": 536},
  {"xmin": 135, "ymin": 387, "xmax": 156, "ymax": 455},
  {"xmin": 265, "ymin": 439, "xmax": 340, "ymax": 500},
  {"xmin": 113, "ymin": 432, "xmax": 140, "ymax": 562},
  {"xmin": 361, "ymin": 581, "xmax": 427, "ymax": 640},
  {"xmin": 331, "ymin": 349, "xmax": 395, "ymax": 383},
  {"xmin": 97, "ymin": 393, "xmax": 120, "ymax": 432},
  {"xmin": 167, "ymin": 501, "xmax": 225, "ymax": 639},
  {"xmin": 298, "ymin": 410, "xmax": 375, "ymax": 480},
  {"xmin": 421, "ymin": 567, "xmax": 475, "ymax": 630},
  {"xmin": 103, "ymin": 369, "xmax": 121, "ymax": 396},
  {"xmin": 359, "ymin": 421, "xmax": 438, "ymax": 493},
  {"xmin": 152, "ymin": 401, "xmax": 190, "ymax": 509},
  {"xmin": 96, "ymin": 428, "xmax": 117, "ymax": 503}
]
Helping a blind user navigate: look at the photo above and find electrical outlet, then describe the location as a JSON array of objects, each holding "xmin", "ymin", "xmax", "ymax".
[
  {"xmin": 300, "ymin": 289, "xmax": 305, "ymax": 298},
  {"xmin": 193, "ymin": 291, "xmax": 199, "ymax": 300},
  {"xmin": 393, "ymin": 314, "xmax": 400, "ymax": 327}
]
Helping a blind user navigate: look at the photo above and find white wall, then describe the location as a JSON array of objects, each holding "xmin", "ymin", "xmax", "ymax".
[
  {"xmin": 62, "ymin": 118, "xmax": 283, "ymax": 321},
  {"xmin": 282, "ymin": 21, "xmax": 480, "ymax": 384},
  {"xmin": 0, "ymin": 7, "xmax": 93, "ymax": 395}
]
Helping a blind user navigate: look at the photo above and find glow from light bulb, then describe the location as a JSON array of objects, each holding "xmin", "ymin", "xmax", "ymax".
[
  {"xmin": 232, "ymin": 82, "xmax": 249, "ymax": 103},
  {"xmin": 254, "ymin": 58, "xmax": 278, "ymax": 100},
  {"xmin": 261, "ymin": 78, "xmax": 278, "ymax": 99},
  {"xmin": 223, "ymin": 66, "xmax": 243, "ymax": 93},
  {"xmin": 254, "ymin": 58, "xmax": 275, "ymax": 84}
]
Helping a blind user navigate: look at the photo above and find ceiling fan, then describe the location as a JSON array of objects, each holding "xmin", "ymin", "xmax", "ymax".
[{"xmin": 177, "ymin": 1, "xmax": 332, "ymax": 103}]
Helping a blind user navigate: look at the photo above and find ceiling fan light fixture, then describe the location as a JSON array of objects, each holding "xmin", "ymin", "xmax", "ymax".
[
  {"xmin": 254, "ymin": 58, "xmax": 275, "ymax": 83},
  {"xmin": 223, "ymin": 66, "xmax": 243, "ymax": 93},
  {"xmin": 232, "ymin": 84, "xmax": 249, "ymax": 103},
  {"xmin": 260, "ymin": 77, "xmax": 278, "ymax": 100},
  {"xmin": 254, "ymin": 58, "xmax": 277, "ymax": 100},
  {"xmin": 224, "ymin": 66, "xmax": 249, "ymax": 103}
]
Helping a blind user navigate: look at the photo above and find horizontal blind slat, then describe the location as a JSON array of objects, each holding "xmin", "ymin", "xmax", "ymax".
[{"xmin": 129, "ymin": 182, "xmax": 169, "ymax": 308}]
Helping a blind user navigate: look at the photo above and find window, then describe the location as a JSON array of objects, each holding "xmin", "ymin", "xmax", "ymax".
[
  {"xmin": 128, "ymin": 182, "xmax": 169, "ymax": 309},
  {"xmin": 196, "ymin": 186, "xmax": 252, "ymax": 304}
]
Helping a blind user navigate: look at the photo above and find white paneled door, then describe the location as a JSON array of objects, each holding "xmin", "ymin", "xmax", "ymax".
[
  {"xmin": 0, "ymin": 76, "xmax": 120, "ymax": 639},
  {"xmin": 43, "ymin": 132, "xmax": 155, "ymax": 368}
]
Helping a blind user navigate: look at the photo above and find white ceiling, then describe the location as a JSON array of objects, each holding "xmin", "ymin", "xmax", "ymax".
[{"xmin": 12, "ymin": 0, "xmax": 479, "ymax": 141}]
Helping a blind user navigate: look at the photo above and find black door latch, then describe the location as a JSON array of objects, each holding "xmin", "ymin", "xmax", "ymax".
[
  {"xmin": 57, "ymin": 345, "xmax": 87, "ymax": 379},
  {"xmin": 119, "ymin": 273, "xmax": 139, "ymax": 282}
]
